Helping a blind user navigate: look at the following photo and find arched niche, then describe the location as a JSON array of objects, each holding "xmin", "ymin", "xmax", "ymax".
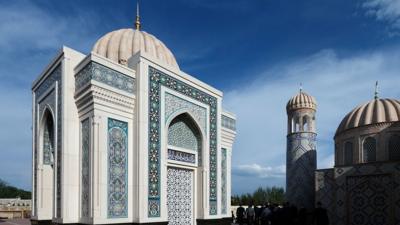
[
  {"xmin": 165, "ymin": 112, "xmax": 204, "ymax": 225},
  {"xmin": 40, "ymin": 107, "xmax": 55, "ymax": 166},
  {"xmin": 388, "ymin": 134, "xmax": 400, "ymax": 161},
  {"xmin": 363, "ymin": 137, "xmax": 376, "ymax": 163},
  {"xmin": 167, "ymin": 113, "xmax": 203, "ymax": 165},
  {"xmin": 344, "ymin": 141, "xmax": 353, "ymax": 165}
]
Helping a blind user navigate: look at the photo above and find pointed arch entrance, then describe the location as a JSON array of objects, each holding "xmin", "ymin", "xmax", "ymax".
[
  {"xmin": 166, "ymin": 113, "xmax": 204, "ymax": 225},
  {"xmin": 39, "ymin": 107, "xmax": 55, "ymax": 215}
]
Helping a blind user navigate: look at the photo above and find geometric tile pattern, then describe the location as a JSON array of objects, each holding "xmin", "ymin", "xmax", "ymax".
[
  {"xmin": 286, "ymin": 132, "xmax": 316, "ymax": 209},
  {"xmin": 333, "ymin": 162, "xmax": 400, "ymax": 225},
  {"xmin": 347, "ymin": 174, "xmax": 392, "ymax": 225},
  {"xmin": 168, "ymin": 149, "xmax": 196, "ymax": 164},
  {"xmin": 148, "ymin": 67, "xmax": 218, "ymax": 216},
  {"xmin": 107, "ymin": 118, "xmax": 128, "ymax": 218},
  {"xmin": 221, "ymin": 115, "xmax": 236, "ymax": 131},
  {"xmin": 168, "ymin": 119, "xmax": 200, "ymax": 152},
  {"xmin": 75, "ymin": 62, "xmax": 135, "ymax": 94},
  {"xmin": 34, "ymin": 64, "xmax": 62, "ymax": 218},
  {"xmin": 165, "ymin": 92, "xmax": 206, "ymax": 134},
  {"xmin": 81, "ymin": 118, "xmax": 90, "ymax": 218},
  {"xmin": 315, "ymin": 169, "xmax": 336, "ymax": 223},
  {"xmin": 221, "ymin": 148, "xmax": 227, "ymax": 215},
  {"xmin": 167, "ymin": 167, "xmax": 194, "ymax": 225}
]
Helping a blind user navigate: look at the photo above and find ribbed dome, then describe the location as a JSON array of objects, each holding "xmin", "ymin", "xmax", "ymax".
[
  {"xmin": 286, "ymin": 91, "xmax": 317, "ymax": 112},
  {"xmin": 92, "ymin": 28, "xmax": 179, "ymax": 69},
  {"xmin": 336, "ymin": 98, "xmax": 400, "ymax": 135}
]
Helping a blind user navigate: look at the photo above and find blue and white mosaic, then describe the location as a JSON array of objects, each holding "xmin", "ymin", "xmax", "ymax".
[
  {"xmin": 167, "ymin": 167, "xmax": 193, "ymax": 225},
  {"xmin": 81, "ymin": 119, "xmax": 90, "ymax": 218},
  {"xmin": 221, "ymin": 148, "xmax": 227, "ymax": 214},
  {"xmin": 75, "ymin": 62, "xmax": 135, "ymax": 94},
  {"xmin": 286, "ymin": 132, "xmax": 316, "ymax": 210},
  {"xmin": 148, "ymin": 66, "xmax": 218, "ymax": 217},
  {"xmin": 168, "ymin": 149, "xmax": 196, "ymax": 164},
  {"xmin": 168, "ymin": 119, "xmax": 200, "ymax": 152},
  {"xmin": 165, "ymin": 93, "xmax": 207, "ymax": 134},
  {"xmin": 107, "ymin": 118, "xmax": 128, "ymax": 218}
]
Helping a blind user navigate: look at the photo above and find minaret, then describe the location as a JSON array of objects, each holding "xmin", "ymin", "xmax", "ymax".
[{"xmin": 286, "ymin": 87, "xmax": 317, "ymax": 209}]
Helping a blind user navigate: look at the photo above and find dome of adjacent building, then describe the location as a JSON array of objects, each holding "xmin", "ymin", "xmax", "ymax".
[
  {"xmin": 92, "ymin": 28, "xmax": 179, "ymax": 69},
  {"xmin": 335, "ymin": 98, "xmax": 400, "ymax": 136},
  {"xmin": 286, "ymin": 91, "xmax": 317, "ymax": 112}
]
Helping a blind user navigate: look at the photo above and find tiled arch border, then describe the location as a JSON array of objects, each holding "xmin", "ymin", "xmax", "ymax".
[{"xmin": 148, "ymin": 66, "xmax": 218, "ymax": 217}]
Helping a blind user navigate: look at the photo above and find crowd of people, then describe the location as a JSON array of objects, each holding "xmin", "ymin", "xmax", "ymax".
[{"xmin": 233, "ymin": 202, "xmax": 329, "ymax": 225}]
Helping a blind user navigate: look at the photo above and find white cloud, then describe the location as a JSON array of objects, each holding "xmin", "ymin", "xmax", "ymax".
[
  {"xmin": 362, "ymin": 0, "xmax": 400, "ymax": 28},
  {"xmin": 0, "ymin": 0, "xmax": 103, "ymax": 190},
  {"xmin": 233, "ymin": 163, "xmax": 286, "ymax": 178},
  {"xmin": 224, "ymin": 47, "xmax": 400, "ymax": 193}
]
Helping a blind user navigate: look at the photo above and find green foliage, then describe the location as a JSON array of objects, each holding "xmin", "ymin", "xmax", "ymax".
[
  {"xmin": 231, "ymin": 186, "xmax": 285, "ymax": 206},
  {"xmin": 0, "ymin": 179, "xmax": 31, "ymax": 199}
]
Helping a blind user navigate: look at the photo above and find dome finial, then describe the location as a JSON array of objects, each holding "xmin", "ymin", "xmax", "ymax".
[
  {"xmin": 135, "ymin": 0, "xmax": 141, "ymax": 30},
  {"xmin": 374, "ymin": 81, "xmax": 379, "ymax": 100},
  {"xmin": 299, "ymin": 82, "xmax": 303, "ymax": 93}
]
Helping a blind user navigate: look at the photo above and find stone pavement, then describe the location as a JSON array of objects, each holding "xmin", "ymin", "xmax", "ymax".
[{"xmin": 0, "ymin": 219, "xmax": 30, "ymax": 225}]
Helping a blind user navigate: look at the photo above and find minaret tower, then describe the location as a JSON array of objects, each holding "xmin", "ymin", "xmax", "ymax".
[{"xmin": 286, "ymin": 86, "xmax": 317, "ymax": 209}]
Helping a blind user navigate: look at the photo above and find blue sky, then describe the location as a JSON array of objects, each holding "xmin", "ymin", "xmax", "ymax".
[{"xmin": 1, "ymin": 0, "xmax": 400, "ymax": 194}]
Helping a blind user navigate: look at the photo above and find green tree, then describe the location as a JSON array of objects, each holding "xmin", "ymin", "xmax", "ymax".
[
  {"xmin": 0, "ymin": 179, "xmax": 31, "ymax": 199},
  {"xmin": 231, "ymin": 186, "xmax": 285, "ymax": 206}
]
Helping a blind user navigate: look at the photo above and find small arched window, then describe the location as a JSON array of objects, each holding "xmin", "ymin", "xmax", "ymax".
[
  {"xmin": 295, "ymin": 117, "xmax": 300, "ymax": 132},
  {"xmin": 303, "ymin": 116, "xmax": 309, "ymax": 132},
  {"xmin": 389, "ymin": 134, "xmax": 400, "ymax": 161},
  {"xmin": 344, "ymin": 141, "xmax": 353, "ymax": 165},
  {"xmin": 363, "ymin": 137, "xmax": 376, "ymax": 163}
]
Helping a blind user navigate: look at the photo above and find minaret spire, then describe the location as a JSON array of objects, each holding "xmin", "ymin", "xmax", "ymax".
[
  {"xmin": 135, "ymin": 0, "xmax": 141, "ymax": 30},
  {"xmin": 374, "ymin": 81, "xmax": 379, "ymax": 100}
]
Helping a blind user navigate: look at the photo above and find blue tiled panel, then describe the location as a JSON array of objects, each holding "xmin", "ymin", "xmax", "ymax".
[
  {"xmin": 221, "ymin": 148, "xmax": 227, "ymax": 214},
  {"xmin": 81, "ymin": 119, "xmax": 90, "ymax": 217},
  {"xmin": 75, "ymin": 62, "xmax": 135, "ymax": 94},
  {"xmin": 148, "ymin": 66, "xmax": 218, "ymax": 216},
  {"xmin": 107, "ymin": 118, "xmax": 128, "ymax": 218}
]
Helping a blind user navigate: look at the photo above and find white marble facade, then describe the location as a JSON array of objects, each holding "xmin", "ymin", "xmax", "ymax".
[{"xmin": 31, "ymin": 26, "xmax": 236, "ymax": 225}]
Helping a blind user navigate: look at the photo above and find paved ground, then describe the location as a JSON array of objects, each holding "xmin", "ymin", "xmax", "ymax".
[{"xmin": 0, "ymin": 219, "xmax": 30, "ymax": 225}]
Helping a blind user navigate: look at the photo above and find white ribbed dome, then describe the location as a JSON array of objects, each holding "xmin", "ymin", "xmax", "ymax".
[
  {"xmin": 286, "ymin": 91, "xmax": 317, "ymax": 112},
  {"xmin": 336, "ymin": 98, "xmax": 400, "ymax": 135},
  {"xmin": 92, "ymin": 28, "xmax": 179, "ymax": 69}
]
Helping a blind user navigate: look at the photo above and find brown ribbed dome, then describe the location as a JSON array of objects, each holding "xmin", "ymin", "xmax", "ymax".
[
  {"xmin": 335, "ymin": 98, "xmax": 400, "ymax": 135},
  {"xmin": 286, "ymin": 91, "xmax": 317, "ymax": 112},
  {"xmin": 92, "ymin": 28, "xmax": 179, "ymax": 69}
]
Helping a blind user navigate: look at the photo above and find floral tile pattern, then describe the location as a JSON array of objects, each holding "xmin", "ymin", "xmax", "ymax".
[
  {"xmin": 81, "ymin": 118, "xmax": 90, "ymax": 218},
  {"xmin": 107, "ymin": 118, "xmax": 128, "ymax": 218},
  {"xmin": 75, "ymin": 62, "xmax": 135, "ymax": 94},
  {"xmin": 221, "ymin": 148, "xmax": 227, "ymax": 214}
]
